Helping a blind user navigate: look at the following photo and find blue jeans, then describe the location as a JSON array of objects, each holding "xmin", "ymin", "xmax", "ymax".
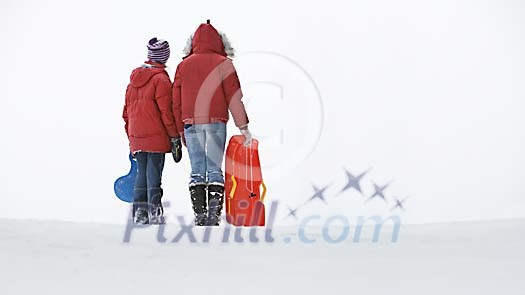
[
  {"xmin": 184, "ymin": 122, "xmax": 227, "ymax": 185},
  {"xmin": 133, "ymin": 152, "xmax": 165, "ymax": 210}
]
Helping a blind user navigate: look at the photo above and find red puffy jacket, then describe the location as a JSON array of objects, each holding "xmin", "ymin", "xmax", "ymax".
[
  {"xmin": 172, "ymin": 23, "xmax": 249, "ymax": 134},
  {"xmin": 123, "ymin": 62, "xmax": 179, "ymax": 154}
]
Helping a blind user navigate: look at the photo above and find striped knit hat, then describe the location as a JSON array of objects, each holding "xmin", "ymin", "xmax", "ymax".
[{"xmin": 147, "ymin": 37, "xmax": 170, "ymax": 64}]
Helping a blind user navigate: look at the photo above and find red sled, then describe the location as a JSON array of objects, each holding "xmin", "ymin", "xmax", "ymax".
[{"xmin": 225, "ymin": 135, "xmax": 267, "ymax": 226}]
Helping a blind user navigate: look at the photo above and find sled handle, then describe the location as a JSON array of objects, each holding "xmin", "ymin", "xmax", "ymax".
[
  {"xmin": 229, "ymin": 175, "xmax": 237, "ymax": 199},
  {"xmin": 260, "ymin": 182, "xmax": 267, "ymax": 203}
]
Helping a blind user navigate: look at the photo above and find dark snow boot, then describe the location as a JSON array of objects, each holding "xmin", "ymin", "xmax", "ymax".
[
  {"xmin": 149, "ymin": 189, "xmax": 165, "ymax": 225},
  {"xmin": 207, "ymin": 184, "xmax": 224, "ymax": 226},
  {"xmin": 134, "ymin": 208, "xmax": 149, "ymax": 225},
  {"xmin": 133, "ymin": 188, "xmax": 148, "ymax": 223},
  {"xmin": 149, "ymin": 203, "xmax": 165, "ymax": 225},
  {"xmin": 190, "ymin": 184, "xmax": 207, "ymax": 226}
]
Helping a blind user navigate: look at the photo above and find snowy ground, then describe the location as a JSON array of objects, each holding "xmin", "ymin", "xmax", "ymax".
[{"xmin": 1, "ymin": 218, "xmax": 524, "ymax": 295}]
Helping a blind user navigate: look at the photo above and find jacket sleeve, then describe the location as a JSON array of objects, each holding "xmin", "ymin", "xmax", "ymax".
[
  {"xmin": 123, "ymin": 84, "xmax": 131, "ymax": 138},
  {"xmin": 172, "ymin": 64, "xmax": 184, "ymax": 135},
  {"xmin": 221, "ymin": 59, "xmax": 249, "ymax": 128},
  {"xmin": 155, "ymin": 76, "xmax": 179, "ymax": 138}
]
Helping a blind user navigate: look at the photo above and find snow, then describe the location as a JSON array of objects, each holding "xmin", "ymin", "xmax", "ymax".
[{"xmin": 1, "ymin": 218, "xmax": 524, "ymax": 294}]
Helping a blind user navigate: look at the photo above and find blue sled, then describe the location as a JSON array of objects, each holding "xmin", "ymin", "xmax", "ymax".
[{"xmin": 114, "ymin": 153, "xmax": 137, "ymax": 203}]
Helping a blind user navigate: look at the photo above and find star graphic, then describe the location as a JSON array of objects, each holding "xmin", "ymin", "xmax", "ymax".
[
  {"xmin": 306, "ymin": 183, "xmax": 331, "ymax": 204},
  {"xmin": 390, "ymin": 197, "xmax": 409, "ymax": 211},
  {"xmin": 366, "ymin": 182, "xmax": 390, "ymax": 202},
  {"xmin": 337, "ymin": 168, "xmax": 371, "ymax": 196},
  {"xmin": 284, "ymin": 206, "xmax": 299, "ymax": 220}
]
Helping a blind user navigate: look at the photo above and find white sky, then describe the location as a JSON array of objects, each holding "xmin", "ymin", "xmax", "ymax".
[{"xmin": 2, "ymin": 0, "xmax": 524, "ymax": 224}]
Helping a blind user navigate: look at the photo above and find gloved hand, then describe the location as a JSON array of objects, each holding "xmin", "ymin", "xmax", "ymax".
[
  {"xmin": 171, "ymin": 137, "xmax": 182, "ymax": 163},
  {"xmin": 240, "ymin": 127, "xmax": 253, "ymax": 147}
]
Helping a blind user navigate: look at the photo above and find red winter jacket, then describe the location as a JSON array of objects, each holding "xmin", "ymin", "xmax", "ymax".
[
  {"xmin": 123, "ymin": 62, "xmax": 179, "ymax": 154},
  {"xmin": 172, "ymin": 23, "xmax": 249, "ymax": 134}
]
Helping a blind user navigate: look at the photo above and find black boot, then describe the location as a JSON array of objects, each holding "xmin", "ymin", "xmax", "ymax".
[
  {"xmin": 133, "ymin": 188, "xmax": 148, "ymax": 224},
  {"xmin": 190, "ymin": 184, "xmax": 207, "ymax": 226},
  {"xmin": 207, "ymin": 184, "xmax": 224, "ymax": 226},
  {"xmin": 149, "ymin": 188, "xmax": 165, "ymax": 225},
  {"xmin": 134, "ymin": 208, "xmax": 149, "ymax": 225},
  {"xmin": 149, "ymin": 203, "xmax": 165, "ymax": 225},
  {"xmin": 132, "ymin": 189, "xmax": 149, "ymax": 224}
]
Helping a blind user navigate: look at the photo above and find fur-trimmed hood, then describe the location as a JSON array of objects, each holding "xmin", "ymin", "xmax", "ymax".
[{"xmin": 182, "ymin": 22, "xmax": 235, "ymax": 58}]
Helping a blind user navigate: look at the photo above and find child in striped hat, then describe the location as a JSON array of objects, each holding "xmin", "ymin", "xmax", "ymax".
[{"xmin": 122, "ymin": 37, "xmax": 182, "ymax": 224}]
